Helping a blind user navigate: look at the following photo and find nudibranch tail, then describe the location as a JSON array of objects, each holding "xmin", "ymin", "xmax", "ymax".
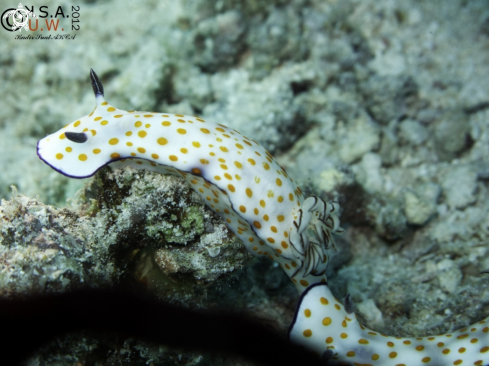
[
  {"xmin": 289, "ymin": 282, "xmax": 489, "ymax": 365},
  {"xmin": 37, "ymin": 69, "xmax": 343, "ymax": 293}
]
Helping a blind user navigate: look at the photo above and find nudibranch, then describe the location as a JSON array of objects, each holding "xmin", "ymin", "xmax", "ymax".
[
  {"xmin": 289, "ymin": 283, "xmax": 489, "ymax": 365},
  {"xmin": 37, "ymin": 69, "xmax": 343, "ymax": 293}
]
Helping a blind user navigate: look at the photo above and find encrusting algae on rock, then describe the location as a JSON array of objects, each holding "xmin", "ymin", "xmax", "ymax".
[{"xmin": 0, "ymin": 169, "xmax": 251, "ymax": 302}]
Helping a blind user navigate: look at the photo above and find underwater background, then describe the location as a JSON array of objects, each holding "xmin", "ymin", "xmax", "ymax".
[{"xmin": 1, "ymin": 0, "xmax": 489, "ymax": 364}]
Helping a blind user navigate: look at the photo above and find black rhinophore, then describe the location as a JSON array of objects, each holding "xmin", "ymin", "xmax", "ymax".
[{"xmin": 90, "ymin": 68, "xmax": 104, "ymax": 97}]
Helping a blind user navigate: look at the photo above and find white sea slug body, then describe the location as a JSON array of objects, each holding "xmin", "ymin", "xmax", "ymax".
[
  {"xmin": 36, "ymin": 69, "xmax": 488, "ymax": 364},
  {"xmin": 289, "ymin": 283, "xmax": 489, "ymax": 365},
  {"xmin": 37, "ymin": 69, "xmax": 343, "ymax": 292}
]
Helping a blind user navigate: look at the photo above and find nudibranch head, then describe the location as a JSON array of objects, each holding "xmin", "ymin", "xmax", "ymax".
[
  {"xmin": 36, "ymin": 98, "xmax": 139, "ymax": 178},
  {"xmin": 37, "ymin": 69, "xmax": 124, "ymax": 178},
  {"xmin": 36, "ymin": 107, "xmax": 125, "ymax": 178}
]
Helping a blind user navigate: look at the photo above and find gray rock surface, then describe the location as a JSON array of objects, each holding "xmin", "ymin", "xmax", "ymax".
[{"xmin": 0, "ymin": 168, "xmax": 252, "ymax": 301}]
